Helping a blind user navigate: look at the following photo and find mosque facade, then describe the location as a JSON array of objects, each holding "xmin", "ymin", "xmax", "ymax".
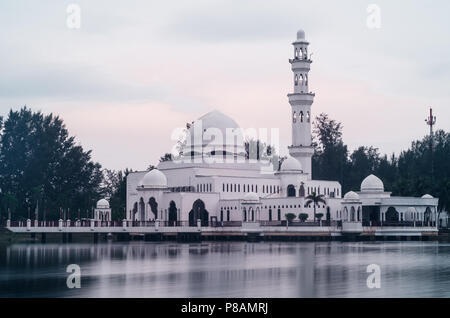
[{"xmin": 121, "ymin": 30, "xmax": 439, "ymax": 230}]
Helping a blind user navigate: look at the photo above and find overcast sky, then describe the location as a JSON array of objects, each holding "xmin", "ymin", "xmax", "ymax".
[{"xmin": 1, "ymin": 0, "xmax": 449, "ymax": 171}]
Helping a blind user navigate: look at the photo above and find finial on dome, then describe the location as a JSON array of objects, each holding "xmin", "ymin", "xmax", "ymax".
[{"xmin": 297, "ymin": 29, "xmax": 305, "ymax": 40}]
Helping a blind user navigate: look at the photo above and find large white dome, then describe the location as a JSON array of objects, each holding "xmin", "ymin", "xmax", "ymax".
[
  {"xmin": 343, "ymin": 191, "xmax": 360, "ymax": 201},
  {"xmin": 243, "ymin": 192, "xmax": 259, "ymax": 202},
  {"xmin": 184, "ymin": 110, "xmax": 245, "ymax": 156},
  {"xmin": 140, "ymin": 169, "xmax": 167, "ymax": 188},
  {"xmin": 281, "ymin": 156, "xmax": 303, "ymax": 172},
  {"xmin": 96, "ymin": 198, "xmax": 109, "ymax": 209},
  {"xmin": 360, "ymin": 174, "xmax": 384, "ymax": 192}
]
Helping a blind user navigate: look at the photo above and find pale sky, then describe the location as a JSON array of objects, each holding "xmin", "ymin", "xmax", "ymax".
[{"xmin": 1, "ymin": 0, "xmax": 449, "ymax": 171}]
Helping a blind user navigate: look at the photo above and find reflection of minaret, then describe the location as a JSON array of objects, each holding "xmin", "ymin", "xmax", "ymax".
[{"xmin": 288, "ymin": 29, "xmax": 315, "ymax": 178}]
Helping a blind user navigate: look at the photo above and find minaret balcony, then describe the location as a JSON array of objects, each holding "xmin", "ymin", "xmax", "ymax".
[
  {"xmin": 289, "ymin": 58, "xmax": 312, "ymax": 71},
  {"xmin": 288, "ymin": 92, "xmax": 315, "ymax": 105}
]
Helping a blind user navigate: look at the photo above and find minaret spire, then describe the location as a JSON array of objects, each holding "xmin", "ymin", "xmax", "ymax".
[{"xmin": 288, "ymin": 29, "xmax": 315, "ymax": 178}]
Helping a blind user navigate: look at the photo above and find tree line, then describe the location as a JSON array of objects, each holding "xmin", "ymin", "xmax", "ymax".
[
  {"xmin": 312, "ymin": 113, "xmax": 449, "ymax": 212},
  {"xmin": 0, "ymin": 107, "xmax": 447, "ymax": 222},
  {"xmin": 0, "ymin": 107, "xmax": 129, "ymax": 222}
]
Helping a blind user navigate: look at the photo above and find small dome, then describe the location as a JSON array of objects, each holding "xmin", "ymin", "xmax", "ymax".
[
  {"xmin": 361, "ymin": 174, "xmax": 384, "ymax": 192},
  {"xmin": 344, "ymin": 191, "xmax": 360, "ymax": 201},
  {"xmin": 297, "ymin": 29, "xmax": 305, "ymax": 40},
  {"xmin": 422, "ymin": 194, "xmax": 433, "ymax": 199},
  {"xmin": 243, "ymin": 192, "xmax": 259, "ymax": 202},
  {"xmin": 96, "ymin": 198, "xmax": 109, "ymax": 209},
  {"xmin": 140, "ymin": 169, "xmax": 167, "ymax": 188},
  {"xmin": 281, "ymin": 156, "xmax": 303, "ymax": 172}
]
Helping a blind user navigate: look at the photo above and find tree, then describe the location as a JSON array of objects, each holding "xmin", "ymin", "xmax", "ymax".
[
  {"xmin": 312, "ymin": 113, "xmax": 348, "ymax": 184},
  {"xmin": 298, "ymin": 213, "xmax": 308, "ymax": 222},
  {"xmin": 305, "ymin": 192, "xmax": 326, "ymax": 222},
  {"xmin": 316, "ymin": 213, "xmax": 324, "ymax": 221},
  {"xmin": 159, "ymin": 153, "xmax": 173, "ymax": 162},
  {"xmin": 101, "ymin": 169, "xmax": 132, "ymax": 221},
  {"xmin": 285, "ymin": 213, "xmax": 296, "ymax": 224},
  {"xmin": 0, "ymin": 107, "xmax": 103, "ymax": 220}
]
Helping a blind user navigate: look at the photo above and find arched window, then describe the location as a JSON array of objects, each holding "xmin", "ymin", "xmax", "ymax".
[
  {"xmin": 293, "ymin": 111, "xmax": 297, "ymax": 123},
  {"xmin": 306, "ymin": 111, "xmax": 310, "ymax": 123},
  {"xmin": 299, "ymin": 48, "xmax": 303, "ymax": 59},
  {"xmin": 305, "ymin": 74, "xmax": 308, "ymax": 86},
  {"xmin": 295, "ymin": 48, "xmax": 298, "ymax": 58},
  {"xmin": 350, "ymin": 207, "xmax": 356, "ymax": 222},
  {"xmin": 300, "ymin": 111, "xmax": 304, "ymax": 122},
  {"xmin": 294, "ymin": 74, "xmax": 298, "ymax": 86},
  {"xmin": 299, "ymin": 74, "xmax": 304, "ymax": 86},
  {"xmin": 287, "ymin": 185, "xmax": 296, "ymax": 197},
  {"xmin": 304, "ymin": 48, "xmax": 308, "ymax": 59},
  {"xmin": 299, "ymin": 184, "xmax": 305, "ymax": 197}
]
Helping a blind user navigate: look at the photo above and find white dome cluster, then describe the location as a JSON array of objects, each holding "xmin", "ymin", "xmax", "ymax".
[
  {"xmin": 140, "ymin": 169, "xmax": 167, "ymax": 189},
  {"xmin": 281, "ymin": 156, "xmax": 303, "ymax": 172},
  {"xmin": 360, "ymin": 174, "xmax": 384, "ymax": 192}
]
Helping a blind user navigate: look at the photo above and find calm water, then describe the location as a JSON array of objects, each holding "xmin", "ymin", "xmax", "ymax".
[{"xmin": 1, "ymin": 241, "xmax": 450, "ymax": 298}]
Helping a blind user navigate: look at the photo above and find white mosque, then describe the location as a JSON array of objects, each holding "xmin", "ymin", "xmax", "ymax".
[{"xmin": 121, "ymin": 30, "xmax": 439, "ymax": 230}]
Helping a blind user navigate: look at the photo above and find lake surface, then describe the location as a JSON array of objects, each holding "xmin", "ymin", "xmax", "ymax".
[{"xmin": 1, "ymin": 241, "xmax": 449, "ymax": 298}]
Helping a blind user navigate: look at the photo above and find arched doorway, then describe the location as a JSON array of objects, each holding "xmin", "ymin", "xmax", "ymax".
[
  {"xmin": 139, "ymin": 198, "xmax": 145, "ymax": 221},
  {"xmin": 269, "ymin": 209, "xmax": 272, "ymax": 221},
  {"xmin": 424, "ymin": 207, "xmax": 432, "ymax": 225},
  {"xmin": 299, "ymin": 184, "xmax": 305, "ymax": 197},
  {"xmin": 287, "ymin": 185, "xmax": 296, "ymax": 197},
  {"xmin": 243, "ymin": 208, "xmax": 247, "ymax": 222},
  {"xmin": 132, "ymin": 202, "xmax": 138, "ymax": 221},
  {"xmin": 168, "ymin": 201, "xmax": 177, "ymax": 226},
  {"xmin": 189, "ymin": 199, "xmax": 209, "ymax": 226},
  {"xmin": 149, "ymin": 197, "xmax": 158, "ymax": 219},
  {"xmin": 350, "ymin": 207, "xmax": 356, "ymax": 222},
  {"xmin": 386, "ymin": 207, "xmax": 399, "ymax": 222},
  {"xmin": 326, "ymin": 207, "xmax": 331, "ymax": 222}
]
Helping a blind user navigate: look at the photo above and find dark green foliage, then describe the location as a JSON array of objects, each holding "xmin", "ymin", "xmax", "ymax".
[
  {"xmin": 285, "ymin": 213, "xmax": 296, "ymax": 224},
  {"xmin": 298, "ymin": 213, "xmax": 308, "ymax": 222},
  {"xmin": 312, "ymin": 113, "xmax": 449, "ymax": 212},
  {"xmin": 0, "ymin": 107, "xmax": 103, "ymax": 221}
]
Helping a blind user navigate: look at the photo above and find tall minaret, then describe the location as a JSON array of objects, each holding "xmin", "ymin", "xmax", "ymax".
[{"xmin": 288, "ymin": 29, "xmax": 315, "ymax": 179}]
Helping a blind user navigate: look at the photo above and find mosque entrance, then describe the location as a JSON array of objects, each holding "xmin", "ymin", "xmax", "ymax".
[
  {"xmin": 189, "ymin": 199, "xmax": 209, "ymax": 226},
  {"xmin": 149, "ymin": 197, "xmax": 158, "ymax": 219},
  {"xmin": 139, "ymin": 198, "xmax": 145, "ymax": 221},
  {"xmin": 168, "ymin": 201, "xmax": 177, "ymax": 226},
  {"xmin": 362, "ymin": 206, "xmax": 381, "ymax": 225},
  {"xmin": 424, "ymin": 207, "xmax": 432, "ymax": 225},
  {"xmin": 385, "ymin": 207, "xmax": 399, "ymax": 223}
]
